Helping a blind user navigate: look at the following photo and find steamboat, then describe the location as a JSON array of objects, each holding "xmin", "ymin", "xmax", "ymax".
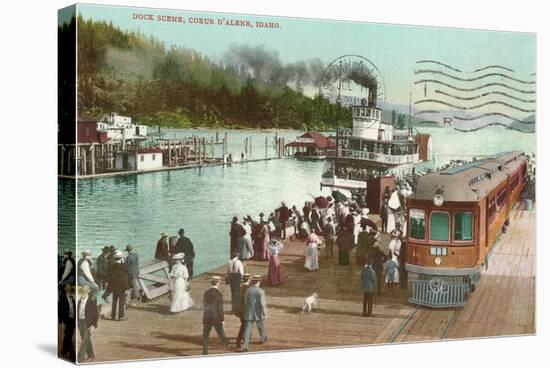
[{"xmin": 318, "ymin": 55, "xmax": 432, "ymax": 197}]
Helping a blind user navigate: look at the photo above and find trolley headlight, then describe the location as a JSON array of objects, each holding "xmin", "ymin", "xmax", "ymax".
[
  {"xmin": 433, "ymin": 194, "xmax": 444, "ymax": 206},
  {"xmin": 434, "ymin": 256, "xmax": 442, "ymax": 266}
]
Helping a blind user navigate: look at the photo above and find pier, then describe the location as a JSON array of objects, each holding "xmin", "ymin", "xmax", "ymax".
[
  {"xmin": 58, "ymin": 131, "xmax": 290, "ymax": 179},
  {"xmin": 86, "ymin": 207, "xmax": 535, "ymax": 362}
]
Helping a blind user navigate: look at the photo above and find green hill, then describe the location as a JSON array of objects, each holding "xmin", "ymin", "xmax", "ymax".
[{"xmin": 66, "ymin": 16, "xmax": 351, "ymax": 130}]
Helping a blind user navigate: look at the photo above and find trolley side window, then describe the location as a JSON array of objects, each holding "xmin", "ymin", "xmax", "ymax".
[
  {"xmin": 409, "ymin": 209, "xmax": 425, "ymax": 240},
  {"xmin": 454, "ymin": 211, "xmax": 473, "ymax": 241},
  {"xmin": 430, "ymin": 211, "xmax": 450, "ymax": 242}
]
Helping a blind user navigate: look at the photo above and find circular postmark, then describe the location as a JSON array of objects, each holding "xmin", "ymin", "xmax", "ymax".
[{"xmin": 318, "ymin": 55, "xmax": 386, "ymax": 109}]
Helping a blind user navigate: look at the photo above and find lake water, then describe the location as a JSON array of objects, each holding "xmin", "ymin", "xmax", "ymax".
[{"xmin": 58, "ymin": 127, "xmax": 535, "ymax": 275}]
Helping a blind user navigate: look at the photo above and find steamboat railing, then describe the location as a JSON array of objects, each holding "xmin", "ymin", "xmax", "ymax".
[{"xmin": 326, "ymin": 149, "xmax": 419, "ymax": 165}]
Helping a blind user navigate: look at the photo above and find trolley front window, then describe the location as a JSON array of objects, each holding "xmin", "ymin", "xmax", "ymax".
[
  {"xmin": 409, "ymin": 209, "xmax": 425, "ymax": 240},
  {"xmin": 454, "ymin": 212, "xmax": 473, "ymax": 241},
  {"xmin": 430, "ymin": 211, "xmax": 450, "ymax": 242}
]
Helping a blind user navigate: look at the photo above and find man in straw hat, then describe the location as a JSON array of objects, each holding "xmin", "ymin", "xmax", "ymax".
[
  {"xmin": 239, "ymin": 274, "xmax": 267, "ymax": 352},
  {"xmin": 155, "ymin": 232, "xmax": 170, "ymax": 262},
  {"xmin": 77, "ymin": 285, "xmax": 98, "ymax": 362},
  {"xmin": 58, "ymin": 284, "xmax": 76, "ymax": 361},
  {"xmin": 235, "ymin": 273, "xmax": 251, "ymax": 349},
  {"xmin": 109, "ymin": 250, "xmax": 129, "ymax": 321},
  {"xmin": 126, "ymin": 244, "xmax": 141, "ymax": 306},
  {"xmin": 77, "ymin": 250, "xmax": 99, "ymax": 299},
  {"xmin": 202, "ymin": 275, "xmax": 228, "ymax": 355},
  {"xmin": 226, "ymin": 251, "xmax": 244, "ymax": 314}
]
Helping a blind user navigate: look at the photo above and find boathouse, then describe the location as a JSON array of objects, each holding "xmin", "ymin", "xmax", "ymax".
[
  {"xmin": 115, "ymin": 148, "xmax": 163, "ymax": 171},
  {"xmin": 77, "ymin": 119, "xmax": 108, "ymax": 144},
  {"xmin": 286, "ymin": 131, "xmax": 334, "ymax": 160}
]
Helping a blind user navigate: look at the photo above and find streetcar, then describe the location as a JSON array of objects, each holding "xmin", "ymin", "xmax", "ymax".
[{"xmin": 405, "ymin": 151, "xmax": 528, "ymax": 308}]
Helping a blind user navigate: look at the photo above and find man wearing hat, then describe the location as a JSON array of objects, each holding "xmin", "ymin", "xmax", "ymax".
[
  {"xmin": 368, "ymin": 243, "xmax": 387, "ymax": 294},
  {"xmin": 77, "ymin": 285, "xmax": 98, "ymax": 362},
  {"xmin": 125, "ymin": 244, "xmax": 140, "ymax": 306},
  {"xmin": 175, "ymin": 228, "xmax": 196, "ymax": 279},
  {"xmin": 109, "ymin": 250, "xmax": 129, "ymax": 321},
  {"xmin": 59, "ymin": 249, "xmax": 76, "ymax": 287},
  {"xmin": 227, "ymin": 251, "xmax": 244, "ymax": 314},
  {"xmin": 58, "ymin": 284, "xmax": 76, "ymax": 361},
  {"xmin": 361, "ymin": 259, "xmax": 377, "ymax": 317},
  {"xmin": 77, "ymin": 250, "xmax": 99, "ymax": 299},
  {"xmin": 235, "ymin": 273, "xmax": 251, "ymax": 349},
  {"xmin": 240, "ymin": 275, "xmax": 267, "ymax": 352},
  {"xmin": 95, "ymin": 246, "xmax": 110, "ymax": 290},
  {"xmin": 202, "ymin": 276, "xmax": 228, "ymax": 355},
  {"xmin": 155, "ymin": 232, "xmax": 170, "ymax": 262}
]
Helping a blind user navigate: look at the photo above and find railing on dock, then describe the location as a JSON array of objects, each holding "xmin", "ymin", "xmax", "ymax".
[
  {"xmin": 409, "ymin": 278, "xmax": 468, "ymax": 308},
  {"xmin": 138, "ymin": 259, "xmax": 171, "ymax": 300}
]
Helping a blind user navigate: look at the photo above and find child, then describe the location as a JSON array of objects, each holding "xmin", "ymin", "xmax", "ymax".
[{"xmin": 383, "ymin": 254, "xmax": 398, "ymax": 288}]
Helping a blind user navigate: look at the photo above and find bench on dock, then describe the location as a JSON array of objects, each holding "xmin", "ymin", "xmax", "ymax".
[{"xmin": 138, "ymin": 259, "xmax": 170, "ymax": 300}]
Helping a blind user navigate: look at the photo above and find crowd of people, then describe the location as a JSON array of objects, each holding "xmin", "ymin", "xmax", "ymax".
[
  {"xmin": 57, "ymin": 243, "xmax": 141, "ymax": 362},
  {"xmin": 58, "ymin": 184, "xmax": 414, "ymax": 360}
]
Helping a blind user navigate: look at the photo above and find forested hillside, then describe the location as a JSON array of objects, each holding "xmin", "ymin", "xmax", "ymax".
[{"xmin": 70, "ymin": 16, "xmax": 351, "ymax": 129}]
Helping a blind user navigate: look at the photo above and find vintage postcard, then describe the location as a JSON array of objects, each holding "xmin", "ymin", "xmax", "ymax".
[{"xmin": 58, "ymin": 4, "xmax": 536, "ymax": 364}]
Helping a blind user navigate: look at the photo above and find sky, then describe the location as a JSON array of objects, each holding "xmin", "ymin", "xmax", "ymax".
[{"xmin": 73, "ymin": 4, "xmax": 536, "ymax": 106}]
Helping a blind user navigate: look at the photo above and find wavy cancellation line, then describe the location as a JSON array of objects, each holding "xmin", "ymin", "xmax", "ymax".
[
  {"xmin": 454, "ymin": 122, "xmax": 535, "ymax": 133},
  {"xmin": 453, "ymin": 112, "xmax": 535, "ymax": 125},
  {"xmin": 415, "ymin": 99, "xmax": 535, "ymax": 113},
  {"xmin": 414, "ymin": 79, "xmax": 535, "ymax": 94},
  {"xmin": 434, "ymin": 89, "xmax": 536, "ymax": 103},
  {"xmin": 415, "ymin": 69, "xmax": 535, "ymax": 85},
  {"xmin": 416, "ymin": 60, "xmax": 516, "ymax": 73},
  {"xmin": 414, "ymin": 110, "xmax": 440, "ymax": 115}
]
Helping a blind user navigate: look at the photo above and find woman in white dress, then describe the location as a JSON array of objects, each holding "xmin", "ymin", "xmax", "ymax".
[
  {"xmin": 168, "ymin": 253, "xmax": 194, "ymax": 313},
  {"xmin": 304, "ymin": 232, "xmax": 321, "ymax": 271}
]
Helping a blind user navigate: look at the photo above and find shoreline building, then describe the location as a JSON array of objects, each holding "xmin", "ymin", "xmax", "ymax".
[
  {"xmin": 97, "ymin": 112, "xmax": 148, "ymax": 143},
  {"xmin": 115, "ymin": 148, "xmax": 163, "ymax": 171},
  {"xmin": 285, "ymin": 131, "xmax": 335, "ymax": 160}
]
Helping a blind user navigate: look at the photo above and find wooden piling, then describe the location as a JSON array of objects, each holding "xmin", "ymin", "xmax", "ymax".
[
  {"xmin": 223, "ymin": 132, "xmax": 228, "ymax": 160},
  {"xmin": 59, "ymin": 145, "xmax": 64, "ymax": 175},
  {"xmin": 81, "ymin": 146, "xmax": 87, "ymax": 176},
  {"xmin": 211, "ymin": 136, "xmax": 215, "ymax": 159},
  {"xmin": 90, "ymin": 145, "xmax": 96, "ymax": 175}
]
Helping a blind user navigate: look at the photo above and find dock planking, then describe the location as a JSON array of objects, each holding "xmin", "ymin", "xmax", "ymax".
[{"xmin": 87, "ymin": 209, "xmax": 535, "ymax": 362}]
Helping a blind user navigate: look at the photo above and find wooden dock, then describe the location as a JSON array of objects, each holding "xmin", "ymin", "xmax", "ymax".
[{"xmin": 87, "ymin": 208, "xmax": 535, "ymax": 362}]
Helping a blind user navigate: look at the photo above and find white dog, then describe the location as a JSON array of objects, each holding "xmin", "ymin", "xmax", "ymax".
[{"xmin": 301, "ymin": 293, "xmax": 319, "ymax": 313}]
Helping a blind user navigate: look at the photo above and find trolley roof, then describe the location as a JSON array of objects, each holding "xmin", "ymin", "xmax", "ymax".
[{"xmin": 412, "ymin": 151, "xmax": 525, "ymax": 202}]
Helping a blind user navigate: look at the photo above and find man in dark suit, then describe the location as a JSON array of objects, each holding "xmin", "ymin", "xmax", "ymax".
[
  {"xmin": 77, "ymin": 285, "xmax": 98, "ymax": 362},
  {"xmin": 109, "ymin": 250, "xmax": 129, "ymax": 321},
  {"xmin": 278, "ymin": 202, "xmax": 291, "ymax": 239},
  {"xmin": 125, "ymin": 244, "xmax": 140, "ymax": 305},
  {"xmin": 235, "ymin": 273, "xmax": 251, "ymax": 349},
  {"xmin": 175, "ymin": 228, "xmax": 196, "ymax": 279},
  {"xmin": 361, "ymin": 259, "xmax": 377, "ymax": 317},
  {"xmin": 202, "ymin": 276, "xmax": 228, "ymax": 355},
  {"xmin": 368, "ymin": 244, "xmax": 387, "ymax": 294},
  {"xmin": 240, "ymin": 275, "xmax": 267, "ymax": 352},
  {"xmin": 58, "ymin": 284, "xmax": 76, "ymax": 361}
]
